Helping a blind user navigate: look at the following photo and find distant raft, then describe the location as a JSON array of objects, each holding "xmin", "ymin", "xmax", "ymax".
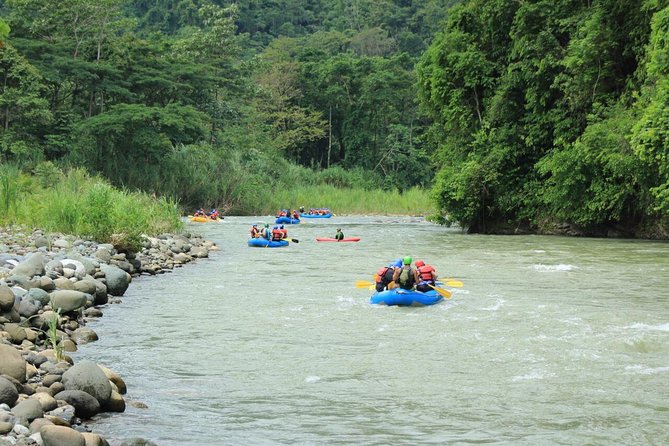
[
  {"xmin": 247, "ymin": 238, "xmax": 289, "ymax": 248},
  {"xmin": 275, "ymin": 217, "xmax": 300, "ymax": 224},
  {"xmin": 299, "ymin": 212, "xmax": 332, "ymax": 218},
  {"xmin": 370, "ymin": 288, "xmax": 442, "ymax": 306},
  {"xmin": 191, "ymin": 216, "xmax": 222, "ymax": 222},
  {"xmin": 315, "ymin": 237, "xmax": 360, "ymax": 242}
]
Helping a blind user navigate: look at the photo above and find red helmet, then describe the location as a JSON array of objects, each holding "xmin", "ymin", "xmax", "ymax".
[{"xmin": 415, "ymin": 260, "xmax": 425, "ymax": 267}]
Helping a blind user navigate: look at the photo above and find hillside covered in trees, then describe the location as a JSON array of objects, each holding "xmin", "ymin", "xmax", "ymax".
[
  {"xmin": 418, "ymin": 0, "xmax": 669, "ymax": 238},
  {"xmin": 2, "ymin": 0, "xmax": 669, "ymax": 238}
]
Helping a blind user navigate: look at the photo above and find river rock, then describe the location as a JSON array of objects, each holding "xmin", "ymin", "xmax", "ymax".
[
  {"xmin": 103, "ymin": 390, "xmax": 125, "ymax": 412},
  {"xmin": 0, "ymin": 421, "xmax": 12, "ymax": 435},
  {"xmin": 70, "ymin": 327, "xmax": 98, "ymax": 345},
  {"xmin": 61, "ymin": 361, "xmax": 112, "ymax": 406},
  {"xmin": 31, "ymin": 392, "xmax": 58, "ymax": 412},
  {"xmin": 0, "ymin": 285, "xmax": 15, "ymax": 312},
  {"xmin": 54, "ymin": 390, "xmax": 101, "ymax": 419},
  {"xmin": 50, "ymin": 290, "xmax": 88, "ymax": 313},
  {"xmin": 73, "ymin": 278, "xmax": 97, "ymax": 295},
  {"xmin": 28, "ymin": 287, "xmax": 51, "ymax": 305},
  {"xmin": 59, "ymin": 259, "xmax": 86, "ymax": 280},
  {"xmin": 189, "ymin": 246, "xmax": 209, "ymax": 258},
  {"xmin": 0, "ymin": 344, "xmax": 26, "ymax": 383},
  {"xmin": 11, "ymin": 252, "xmax": 46, "ymax": 278},
  {"xmin": 52, "ymin": 238, "xmax": 71, "ymax": 249},
  {"xmin": 99, "ymin": 366, "xmax": 126, "ymax": 395},
  {"xmin": 30, "ymin": 417, "xmax": 54, "ymax": 433},
  {"xmin": 18, "ymin": 298, "xmax": 41, "ymax": 318},
  {"xmin": 40, "ymin": 276, "xmax": 56, "ymax": 291},
  {"xmin": 0, "ymin": 376, "xmax": 18, "ymax": 407},
  {"xmin": 11, "ymin": 398, "xmax": 44, "ymax": 422},
  {"xmin": 41, "ymin": 425, "xmax": 86, "ymax": 446},
  {"xmin": 99, "ymin": 264, "xmax": 130, "ymax": 296},
  {"xmin": 82, "ymin": 432, "xmax": 110, "ymax": 446},
  {"xmin": 4, "ymin": 323, "xmax": 26, "ymax": 344},
  {"xmin": 53, "ymin": 277, "xmax": 75, "ymax": 290}
]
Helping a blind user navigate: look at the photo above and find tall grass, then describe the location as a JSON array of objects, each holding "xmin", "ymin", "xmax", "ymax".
[
  {"xmin": 0, "ymin": 164, "xmax": 24, "ymax": 222},
  {"xmin": 0, "ymin": 165, "xmax": 183, "ymax": 251},
  {"xmin": 263, "ymin": 184, "xmax": 435, "ymax": 216}
]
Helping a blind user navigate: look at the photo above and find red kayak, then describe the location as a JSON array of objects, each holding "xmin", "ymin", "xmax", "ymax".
[{"xmin": 316, "ymin": 237, "xmax": 361, "ymax": 242}]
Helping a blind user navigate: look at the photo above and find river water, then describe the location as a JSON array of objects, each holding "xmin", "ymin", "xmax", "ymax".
[{"xmin": 76, "ymin": 216, "xmax": 669, "ymax": 445}]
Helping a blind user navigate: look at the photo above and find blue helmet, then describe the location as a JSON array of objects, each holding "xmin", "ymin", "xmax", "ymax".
[
  {"xmin": 280, "ymin": 225, "xmax": 285, "ymax": 229},
  {"xmin": 273, "ymin": 225, "xmax": 278, "ymax": 229},
  {"xmin": 391, "ymin": 259, "xmax": 402, "ymax": 268}
]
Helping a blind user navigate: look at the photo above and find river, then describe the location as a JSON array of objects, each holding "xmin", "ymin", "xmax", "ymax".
[{"xmin": 75, "ymin": 216, "xmax": 669, "ymax": 445}]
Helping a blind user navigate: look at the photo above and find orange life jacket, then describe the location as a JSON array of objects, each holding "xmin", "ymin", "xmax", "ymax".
[
  {"xmin": 417, "ymin": 265, "xmax": 435, "ymax": 282},
  {"xmin": 271, "ymin": 228, "xmax": 283, "ymax": 241}
]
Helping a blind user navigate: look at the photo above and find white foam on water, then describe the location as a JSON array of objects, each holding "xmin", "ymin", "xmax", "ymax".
[
  {"xmin": 533, "ymin": 264, "xmax": 578, "ymax": 272},
  {"xmin": 624, "ymin": 364, "xmax": 669, "ymax": 375},
  {"xmin": 626, "ymin": 322, "xmax": 669, "ymax": 332},
  {"xmin": 305, "ymin": 375, "xmax": 321, "ymax": 383},
  {"xmin": 481, "ymin": 298, "xmax": 505, "ymax": 311},
  {"xmin": 511, "ymin": 371, "xmax": 546, "ymax": 382}
]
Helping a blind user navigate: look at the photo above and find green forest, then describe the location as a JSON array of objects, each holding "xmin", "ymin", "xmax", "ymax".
[{"xmin": 1, "ymin": 0, "xmax": 669, "ymax": 238}]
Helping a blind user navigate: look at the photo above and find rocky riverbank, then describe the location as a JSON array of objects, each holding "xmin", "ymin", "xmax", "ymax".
[{"xmin": 0, "ymin": 226, "xmax": 217, "ymax": 446}]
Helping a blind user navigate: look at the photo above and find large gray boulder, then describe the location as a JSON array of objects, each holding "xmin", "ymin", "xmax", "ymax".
[
  {"xmin": 61, "ymin": 361, "xmax": 112, "ymax": 406},
  {"xmin": 49, "ymin": 290, "xmax": 88, "ymax": 313},
  {"xmin": 0, "ymin": 376, "xmax": 19, "ymax": 406},
  {"xmin": 100, "ymin": 264, "xmax": 130, "ymax": 296},
  {"xmin": 11, "ymin": 252, "xmax": 46, "ymax": 278},
  {"xmin": 54, "ymin": 390, "xmax": 101, "ymax": 419},
  {"xmin": 0, "ymin": 344, "xmax": 26, "ymax": 383}
]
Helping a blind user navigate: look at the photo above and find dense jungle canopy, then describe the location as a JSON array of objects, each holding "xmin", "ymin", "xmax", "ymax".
[{"xmin": 1, "ymin": 1, "xmax": 669, "ymax": 238}]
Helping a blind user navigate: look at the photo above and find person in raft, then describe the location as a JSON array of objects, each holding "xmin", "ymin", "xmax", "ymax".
[
  {"xmin": 260, "ymin": 223, "xmax": 271, "ymax": 240},
  {"xmin": 271, "ymin": 225, "xmax": 284, "ymax": 241},
  {"xmin": 279, "ymin": 225, "xmax": 288, "ymax": 240},
  {"xmin": 415, "ymin": 259, "xmax": 438, "ymax": 292},
  {"xmin": 375, "ymin": 259, "xmax": 402, "ymax": 292},
  {"xmin": 393, "ymin": 256, "xmax": 418, "ymax": 290},
  {"xmin": 335, "ymin": 228, "xmax": 344, "ymax": 241},
  {"xmin": 209, "ymin": 208, "xmax": 219, "ymax": 219},
  {"xmin": 250, "ymin": 224, "xmax": 259, "ymax": 238}
]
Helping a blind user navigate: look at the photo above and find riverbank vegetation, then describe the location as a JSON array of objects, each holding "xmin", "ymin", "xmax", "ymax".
[
  {"xmin": 2, "ymin": 1, "xmax": 669, "ymax": 237},
  {"xmin": 0, "ymin": 163, "xmax": 182, "ymax": 251},
  {"xmin": 418, "ymin": 0, "xmax": 669, "ymax": 238}
]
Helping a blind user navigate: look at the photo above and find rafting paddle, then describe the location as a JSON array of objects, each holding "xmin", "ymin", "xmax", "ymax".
[
  {"xmin": 443, "ymin": 279, "xmax": 464, "ymax": 288},
  {"xmin": 355, "ymin": 280, "xmax": 374, "ymax": 288},
  {"xmin": 428, "ymin": 284, "xmax": 452, "ymax": 298}
]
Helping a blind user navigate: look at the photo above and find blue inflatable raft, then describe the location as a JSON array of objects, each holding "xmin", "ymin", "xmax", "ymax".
[
  {"xmin": 370, "ymin": 288, "xmax": 442, "ymax": 306},
  {"xmin": 247, "ymin": 238, "xmax": 289, "ymax": 248},
  {"xmin": 275, "ymin": 216, "xmax": 300, "ymax": 224},
  {"xmin": 299, "ymin": 213, "xmax": 332, "ymax": 218}
]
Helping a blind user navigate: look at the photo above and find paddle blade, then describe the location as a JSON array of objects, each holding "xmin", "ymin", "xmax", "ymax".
[
  {"xmin": 290, "ymin": 238, "xmax": 299, "ymax": 243},
  {"xmin": 444, "ymin": 280, "xmax": 464, "ymax": 288},
  {"xmin": 356, "ymin": 280, "xmax": 374, "ymax": 288},
  {"xmin": 428, "ymin": 284, "xmax": 452, "ymax": 298}
]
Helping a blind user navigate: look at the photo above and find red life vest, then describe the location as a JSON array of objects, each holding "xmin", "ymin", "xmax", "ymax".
[
  {"xmin": 417, "ymin": 264, "xmax": 435, "ymax": 282},
  {"xmin": 271, "ymin": 228, "xmax": 283, "ymax": 241},
  {"xmin": 376, "ymin": 266, "xmax": 394, "ymax": 284}
]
